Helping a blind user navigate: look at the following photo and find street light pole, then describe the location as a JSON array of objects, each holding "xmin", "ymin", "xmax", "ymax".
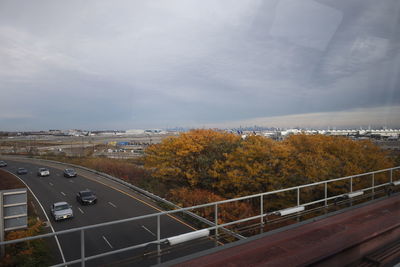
[{"xmin": 81, "ymin": 136, "xmax": 84, "ymax": 157}]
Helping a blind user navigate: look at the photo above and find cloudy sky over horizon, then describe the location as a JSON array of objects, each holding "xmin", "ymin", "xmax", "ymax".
[{"xmin": 0, "ymin": 0, "xmax": 399, "ymax": 131}]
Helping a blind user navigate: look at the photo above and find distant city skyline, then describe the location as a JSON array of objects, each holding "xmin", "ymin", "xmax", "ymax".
[{"xmin": 1, "ymin": 1, "xmax": 399, "ymax": 131}]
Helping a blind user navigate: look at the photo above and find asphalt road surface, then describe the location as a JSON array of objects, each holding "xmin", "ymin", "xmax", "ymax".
[{"xmin": 1, "ymin": 157, "xmax": 214, "ymax": 266}]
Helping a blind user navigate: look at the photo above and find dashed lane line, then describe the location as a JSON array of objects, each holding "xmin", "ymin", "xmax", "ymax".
[
  {"xmin": 49, "ymin": 182, "xmax": 54, "ymax": 186},
  {"xmin": 108, "ymin": 202, "xmax": 117, "ymax": 208},
  {"xmin": 102, "ymin": 236, "xmax": 113, "ymax": 249},
  {"xmin": 78, "ymin": 207, "xmax": 84, "ymax": 214},
  {"xmin": 141, "ymin": 225, "xmax": 156, "ymax": 237},
  {"xmin": 60, "ymin": 192, "xmax": 66, "ymax": 196}
]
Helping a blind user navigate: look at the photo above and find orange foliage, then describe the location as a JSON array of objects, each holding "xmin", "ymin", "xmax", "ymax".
[
  {"xmin": 144, "ymin": 130, "xmax": 394, "ymax": 200},
  {"xmin": 168, "ymin": 187, "xmax": 255, "ymax": 224},
  {"xmin": 283, "ymin": 135, "xmax": 393, "ymax": 186},
  {"xmin": 1, "ymin": 217, "xmax": 45, "ymax": 266},
  {"xmin": 211, "ymin": 135, "xmax": 293, "ymax": 197},
  {"xmin": 145, "ymin": 129, "xmax": 240, "ymax": 188},
  {"xmin": 6, "ymin": 218, "xmax": 42, "ymax": 241}
]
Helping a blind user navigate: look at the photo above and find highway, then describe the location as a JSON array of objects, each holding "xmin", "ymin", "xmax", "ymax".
[{"xmin": 1, "ymin": 158, "xmax": 214, "ymax": 266}]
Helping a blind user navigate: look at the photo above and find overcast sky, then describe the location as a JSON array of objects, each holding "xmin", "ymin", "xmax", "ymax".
[{"xmin": 0, "ymin": 0, "xmax": 399, "ymax": 131}]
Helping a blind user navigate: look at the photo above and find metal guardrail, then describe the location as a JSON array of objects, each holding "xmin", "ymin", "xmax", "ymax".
[{"xmin": 0, "ymin": 164, "xmax": 399, "ymax": 266}]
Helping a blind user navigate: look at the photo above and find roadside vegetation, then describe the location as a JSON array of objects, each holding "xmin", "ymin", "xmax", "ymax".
[
  {"xmin": 2, "ymin": 218, "xmax": 50, "ymax": 267},
  {"xmin": 37, "ymin": 130, "xmax": 397, "ymax": 229},
  {"xmin": 144, "ymin": 129, "xmax": 394, "ymax": 197},
  {"xmin": 141, "ymin": 130, "xmax": 397, "ymax": 226}
]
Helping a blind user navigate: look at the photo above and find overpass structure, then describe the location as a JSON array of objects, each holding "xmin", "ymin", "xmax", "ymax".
[
  {"xmin": 0, "ymin": 162, "xmax": 399, "ymax": 266},
  {"xmin": 170, "ymin": 193, "xmax": 400, "ymax": 266}
]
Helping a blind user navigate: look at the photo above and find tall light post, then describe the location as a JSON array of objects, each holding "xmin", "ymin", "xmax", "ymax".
[{"xmin": 81, "ymin": 136, "xmax": 84, "ymax": 157}]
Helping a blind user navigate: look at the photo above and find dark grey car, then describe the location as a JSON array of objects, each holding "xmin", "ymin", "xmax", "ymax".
[
  {"xmin": 63, "ymin": 168, "xmax": 77, "ymax": 178},
  {"xmin": 17, "ymin": 168, "xmax": 28, "ymax": 175},
  {"xmin": 76, "ymin": 190, "xmax": 97, "ymax": 205}
]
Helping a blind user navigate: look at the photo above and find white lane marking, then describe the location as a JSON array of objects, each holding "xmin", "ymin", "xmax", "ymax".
[
  {"xmin": 60, "ymin": 192, "xmax": 66, "ymax": 196},
  {"xmin": 108, "ymin": 202, "xmax": 117, "ymax": 208},
  {"xmin": 5, "ymin": 170, "xmax": 66, "ymax": 264},
  {"xmin": 69, "ymin": 180, "xmax": 74, "ymax": 183},
  {"xmin": 141, "ymin": 225, "xmax": 156, "ymax": 237},
  {"xmin": 49, "ymin": 182, "xmax": 53, "ymax": 186},
  {"xmin": 78, "ymin": 207, "xmax": 84, "ymax": 214},
  {"xmin": 102, "ymin": 236, "xmax": 113, "ymax": 248}
]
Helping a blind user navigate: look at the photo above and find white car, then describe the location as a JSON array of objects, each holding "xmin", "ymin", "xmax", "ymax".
[
  {"xmin": 37, "ymin": 168, "xmax": 50, "ymax": 177},
  {"xmin": 51, "ymin": 202, "xmax": 73, "ymax": 221}
]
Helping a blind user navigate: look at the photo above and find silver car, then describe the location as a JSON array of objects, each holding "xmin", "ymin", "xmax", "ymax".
[{"xmin": 51, "ymin": 202, "xmax": 73, "ymax": 221}]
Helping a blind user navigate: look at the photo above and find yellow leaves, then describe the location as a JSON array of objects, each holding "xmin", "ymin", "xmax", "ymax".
[
  {"xmin": 283, "ymin": 134, "xmax": 393, "ymax": 187},
  {"xmin": 144, "ymin": 129, "xmax": 240, "ymax": 188},
  {"xmin": 211, "ymin": 135, "xmax": 292, "ymax": 197},
  {"xmin": 144, "ymin": 130, "xmax": 394, "ymax": 199}
]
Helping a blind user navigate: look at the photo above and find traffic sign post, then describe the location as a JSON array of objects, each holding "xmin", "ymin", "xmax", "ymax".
[
  {"xmin": 0, "ymin": 188, "xmax": 28, "ymax": 258},
  {"xmin": 0, "ymin": 191, "xmax": 4, "ymax": 257}
]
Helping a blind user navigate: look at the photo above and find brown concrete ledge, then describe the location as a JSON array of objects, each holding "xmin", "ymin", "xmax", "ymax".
[{"xmin": 170, "ymin": 195, "xmax": 400, "ymax": 267}]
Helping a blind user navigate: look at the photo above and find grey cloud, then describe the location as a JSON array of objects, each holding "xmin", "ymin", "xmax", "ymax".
[{"xmin": 0, "ymin": 0, "xmax": 399, "ymax": 130}]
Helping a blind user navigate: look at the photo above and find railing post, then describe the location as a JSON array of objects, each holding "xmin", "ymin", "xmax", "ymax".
[
  {"xmin": 297, "ymin": 188, "xmax": 300, "ymax": 206},
  {"xmin": 372, "ymin": 173, "xmax": 375, "ymax": 196},
  {"xmin": 260, "ymin": 194, "xmax": 264, "ymax": 225},
  {"xmin": 260, "ymin": 194, "xmax": 264, "ymax": 234},
  {"xmin": 214, "ymin": 203, "xmax": 218, "ymax": 246},
  {"xmin": 81, "ymin": 229, "xmax": 85, "ymax": 267},
  {"xmin": 390, "ymin": 169, "xmax": 393, "ymax": 183},
  {"xmin": 350, "ymin": 177, "xmax": 353, "ymax": 192},
  {"xmin": 157, "ymin": 214, "xmax": 161, "ymax": 264},
  {"xmin": 324, "ymin": 182, "xmax": 328, "ymax": 207}
]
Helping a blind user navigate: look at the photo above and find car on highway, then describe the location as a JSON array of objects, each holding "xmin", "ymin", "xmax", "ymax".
[
  {"xmin": 51, "ymin": 202, "xmax": 73, "ymax": 221},
  {"xmin": 76, "ymin": 190, "xmax": 97, "ymax": 205},
  {"xmin": 0, "ymin": 161, "xmax": 7, "ymax": 167},
  {"xmin": 63, "ymin": 168, "xmax": 77, "ymax": 178},
  {"xmin": 17, "ymin": 168, "xmax": 28, "ymax": 175},
  {"xmin": 37, "ymin": 168, "xmax": 50, "ymax": 177}
]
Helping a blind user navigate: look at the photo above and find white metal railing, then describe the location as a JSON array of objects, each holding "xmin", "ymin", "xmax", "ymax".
[{"xmin": 0, "ymin": 166, "xmax": 399, "ymax": 266}]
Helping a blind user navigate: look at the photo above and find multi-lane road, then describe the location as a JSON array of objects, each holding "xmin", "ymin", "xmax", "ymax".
[{"xmin": 1, "ymin": 157, "xmax": 214, "ymax": 266}]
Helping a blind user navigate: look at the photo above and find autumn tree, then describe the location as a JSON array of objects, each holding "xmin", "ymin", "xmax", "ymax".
[
  {"xmin": 144, "ymin": 130, "xmax": 394, "ymax": 201},
  {"xmin": 283, "ymin": 134, "xmax": 393, "ymax": 185},
  {"xmin": 210, "ymin": 135, "xmax": 292, "ymax": 197},
  {"xmin": 144, "ymin": 129, "xmax": 240, "ymax": 189},
  {"xmin": 283, "ymin": 134, "xmax": 394, "ymax": 200}
]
